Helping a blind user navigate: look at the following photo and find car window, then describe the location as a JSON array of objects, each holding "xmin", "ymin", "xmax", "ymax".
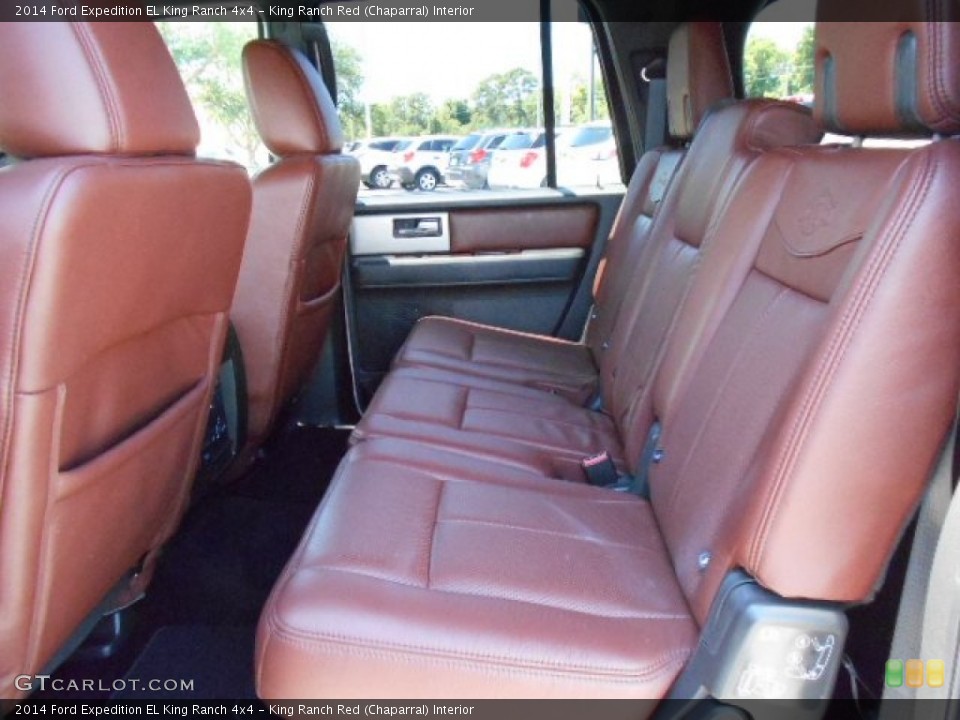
[
  {"xmin": 325, "ymin": 0, "xmax": 620, "ymax": 196},
  {"xmin": 531, "ymin": 132, "xmax": 552, "ymax": 149},
  {"xmin": 743, "ymin": 17, "xmax": 815, "ymax": 104},
  {"xmin": 452, "ymin": 134, "xmax": 483, "ymax": 152},
  {"xmin": 567, "ymin": 126, "xmax": 612, "ymax": 147},
  {"xmin": 156, "ymin": 21, "xmax": 264, "ymax": 172},
  {"xmin": 499, "ymin": 133, "xmax": 536, "ymax": 151}
]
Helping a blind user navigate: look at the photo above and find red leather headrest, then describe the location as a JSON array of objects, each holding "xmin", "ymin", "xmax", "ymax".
[
  {"xmin": 0, "ymin": 22, "xmax": 199, "ymax": 158},
  {"xmin": 815, "ymin": 10, "xmax": 960, "ymax": 135},
  {"xmin": 667, "ymin": 22, "xmax": 736, "ymax": 140},
  {"xmin": 242, "ymin": 40, "xmax": 344, "ymax": 157}
]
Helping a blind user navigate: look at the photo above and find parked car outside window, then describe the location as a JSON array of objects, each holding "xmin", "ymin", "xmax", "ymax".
[
  {"xmin": 387, "ymin": 136, "xmax": 459, "ymax": 191},
  {"xmin": 445, "ymin": 130, "xmax": 514, "ymax": 189},
  {"xmin": 351, "ymin": 138, "xmax": 404, "ymax": 189}
]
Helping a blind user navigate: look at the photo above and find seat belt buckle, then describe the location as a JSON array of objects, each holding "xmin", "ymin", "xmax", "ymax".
[{"xmin": 581, "ymin": 451, "xmax": 620, "ymax": 486}]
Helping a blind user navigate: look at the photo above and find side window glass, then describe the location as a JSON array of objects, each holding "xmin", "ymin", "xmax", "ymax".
[
  {"xmin": 743, "ymin": 19, "xmax": 815, "ymax": 103},
  {"xmin": 156, "ymin": 22, "xmax": 265, "ymax": 172},
  {"xmin": 325, "ymin": 0, "xmax": 620, "ymax": 196},
  {"xmin": 551, "ymin": 0, "xmax": 621, "ymax": 190}
]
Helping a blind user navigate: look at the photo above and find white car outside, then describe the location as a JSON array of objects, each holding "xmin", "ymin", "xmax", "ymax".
[
  {"xmin": 387, "ymin": 136, "xmax": 459, "ymax": 191},
  {"xmin": 352, "ymin": 138, "xmax": 404, "ymax": 189}
]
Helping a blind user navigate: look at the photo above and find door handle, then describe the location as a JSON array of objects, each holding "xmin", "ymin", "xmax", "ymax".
[{"xmin": 394, "ymin": 217, "xmax": 442, "ymax": 238}]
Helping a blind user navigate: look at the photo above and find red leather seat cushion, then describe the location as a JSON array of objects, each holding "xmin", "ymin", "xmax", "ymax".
[
  {"xmin": 352, "ymin": 366, "xmax": 627, "ymax": 482},
  {"xmin": 256, "ymin": 446, "xmax": 698, "ymax": 699},
  {"xmin": 394, "ymin": 316, "xmax": 599, "ymax": 403}
]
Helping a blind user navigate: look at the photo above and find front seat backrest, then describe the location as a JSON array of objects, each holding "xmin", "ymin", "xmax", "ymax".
[
  {"xmin": 0, "ymin": 22, "xmax": 251, "ymax": 698},
  {"xmin": 233, "ymin": 40, "xmax": 361, "ymax": 448}
]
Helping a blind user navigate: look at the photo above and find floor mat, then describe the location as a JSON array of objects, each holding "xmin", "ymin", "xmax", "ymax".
[
  {"xmin": 37, "ymin": 426, "xmax": 349, "ymax": 700},
  {"xmin": 112, "ymin": 626, "xmax": 256, "ymax": 700}
]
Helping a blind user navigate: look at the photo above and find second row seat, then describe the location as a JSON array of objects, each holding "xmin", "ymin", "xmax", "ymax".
[
  {"xmin": 351, "ymin": 95, "xmax": 821, "ymax": 482},
  {"xmin": 385, "ymin": 22, "xmax": 733, "ymax": 405}
]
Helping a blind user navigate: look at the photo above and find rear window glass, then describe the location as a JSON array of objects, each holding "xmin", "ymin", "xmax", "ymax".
[
  {"xmin": 499, "ymin": 133, "xmax": 536, "ymax": 150},
  {"xmin": 486, "ymin": 135, "xmax": 507, "ymax": 150},
  {"xmin": 371, "ymin": 140, "xmax": 399, "ymax": 151},
  {"xmin": 568, "ymin": 126, "xmax": 612, "ymax": 147},
  {"xmin": 452, "ymin": 135, "xmax": 483, "ymax": 151},
  {"xmin": 532, "ymin": 131, "xmax": 560, "ymax": 148},
  {"xmin": 743, "ymin": 18, "xmax": 815, "ymax": 102}
]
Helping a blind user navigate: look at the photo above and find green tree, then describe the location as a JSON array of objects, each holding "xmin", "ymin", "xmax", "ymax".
[
  {"xmin": 565, "ymin": 75, "xmax": 610, "ymax": 125},
  {"xmin": 369, "ymin": 104, "xmax": 394, "ymax": 137},
  {"xmin": 432, "ymin": 99, "xmax": 472, "ymax": 133},
  {"xmin": 789, "ymin": 24, "xmax": 816, "ymax": 95},
  {"xmin": 370, "ymin": 93, "xmax": 436, "ymax": 136},
  {"xmin": 743, "ymin": 36, "xmax": 791, "ymax": 98},
  {"xmin": 157, "ymin": 23, "xmax": 264, "ymax": 168},
  {"xmin": 331, "ymin": 42, "xmax": 366, "ymax": 140},
  {"xmin": 472, "ymin": 68, "xmax": 540, "ymax": 128}
]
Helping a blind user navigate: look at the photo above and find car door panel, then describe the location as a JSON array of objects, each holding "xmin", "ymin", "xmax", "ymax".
[
  {"xmin": 345, "ymin": 193, "xmax": 622, "ymax": 404},
  {"xmin": 449, "ymin": 205, "xmax": 597, "ymax": 253}
]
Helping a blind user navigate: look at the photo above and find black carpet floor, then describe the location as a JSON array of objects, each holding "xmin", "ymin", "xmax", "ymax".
[{"xmin": 36, "ymin": 426, "xmax": 349, "ymax": 702}]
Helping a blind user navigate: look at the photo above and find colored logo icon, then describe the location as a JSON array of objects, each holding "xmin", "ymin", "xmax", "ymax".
[
  {"xmin": 885, "ymin": 659, "xmax": 945, "ymax": 688},
  {"xmin": 928, "ymin": 660, "xmax": 945, "ymax": 688},
  {"xmin": 906, "ymin": 659, "xmax": 924, "ymax": 688},
  {"xmin": 885, "ymin": 659, "xmax": 903, "ymax": 688}
]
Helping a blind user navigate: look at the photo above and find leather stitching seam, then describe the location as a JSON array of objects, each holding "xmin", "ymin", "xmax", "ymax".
[
  {"xmin": 264, "ymin": 614, "xmax": 693, "ymax": 679},
  {"xmin": 72, "ymin": 24, "xmax": 121, "ymax": 151},
  {"xmin": 264, "ymin": 170, "xmax": 318, "ymax": 431}
]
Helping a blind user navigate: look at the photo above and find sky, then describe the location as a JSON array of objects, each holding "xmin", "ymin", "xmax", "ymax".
[
  {"xmin": 327, "ymin": 18, "xmax": 601, "ymax": 104},
  {"xmin": 749, "ymin": 21, "xmax": 814, "ymax": 49},
  {"xmin": 748, "ymin": 0, "xmax": 816, "ymax": 47},
  {"xmin": 328, "ymin": 16, "xmax": 817, "ymax": 105}
]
